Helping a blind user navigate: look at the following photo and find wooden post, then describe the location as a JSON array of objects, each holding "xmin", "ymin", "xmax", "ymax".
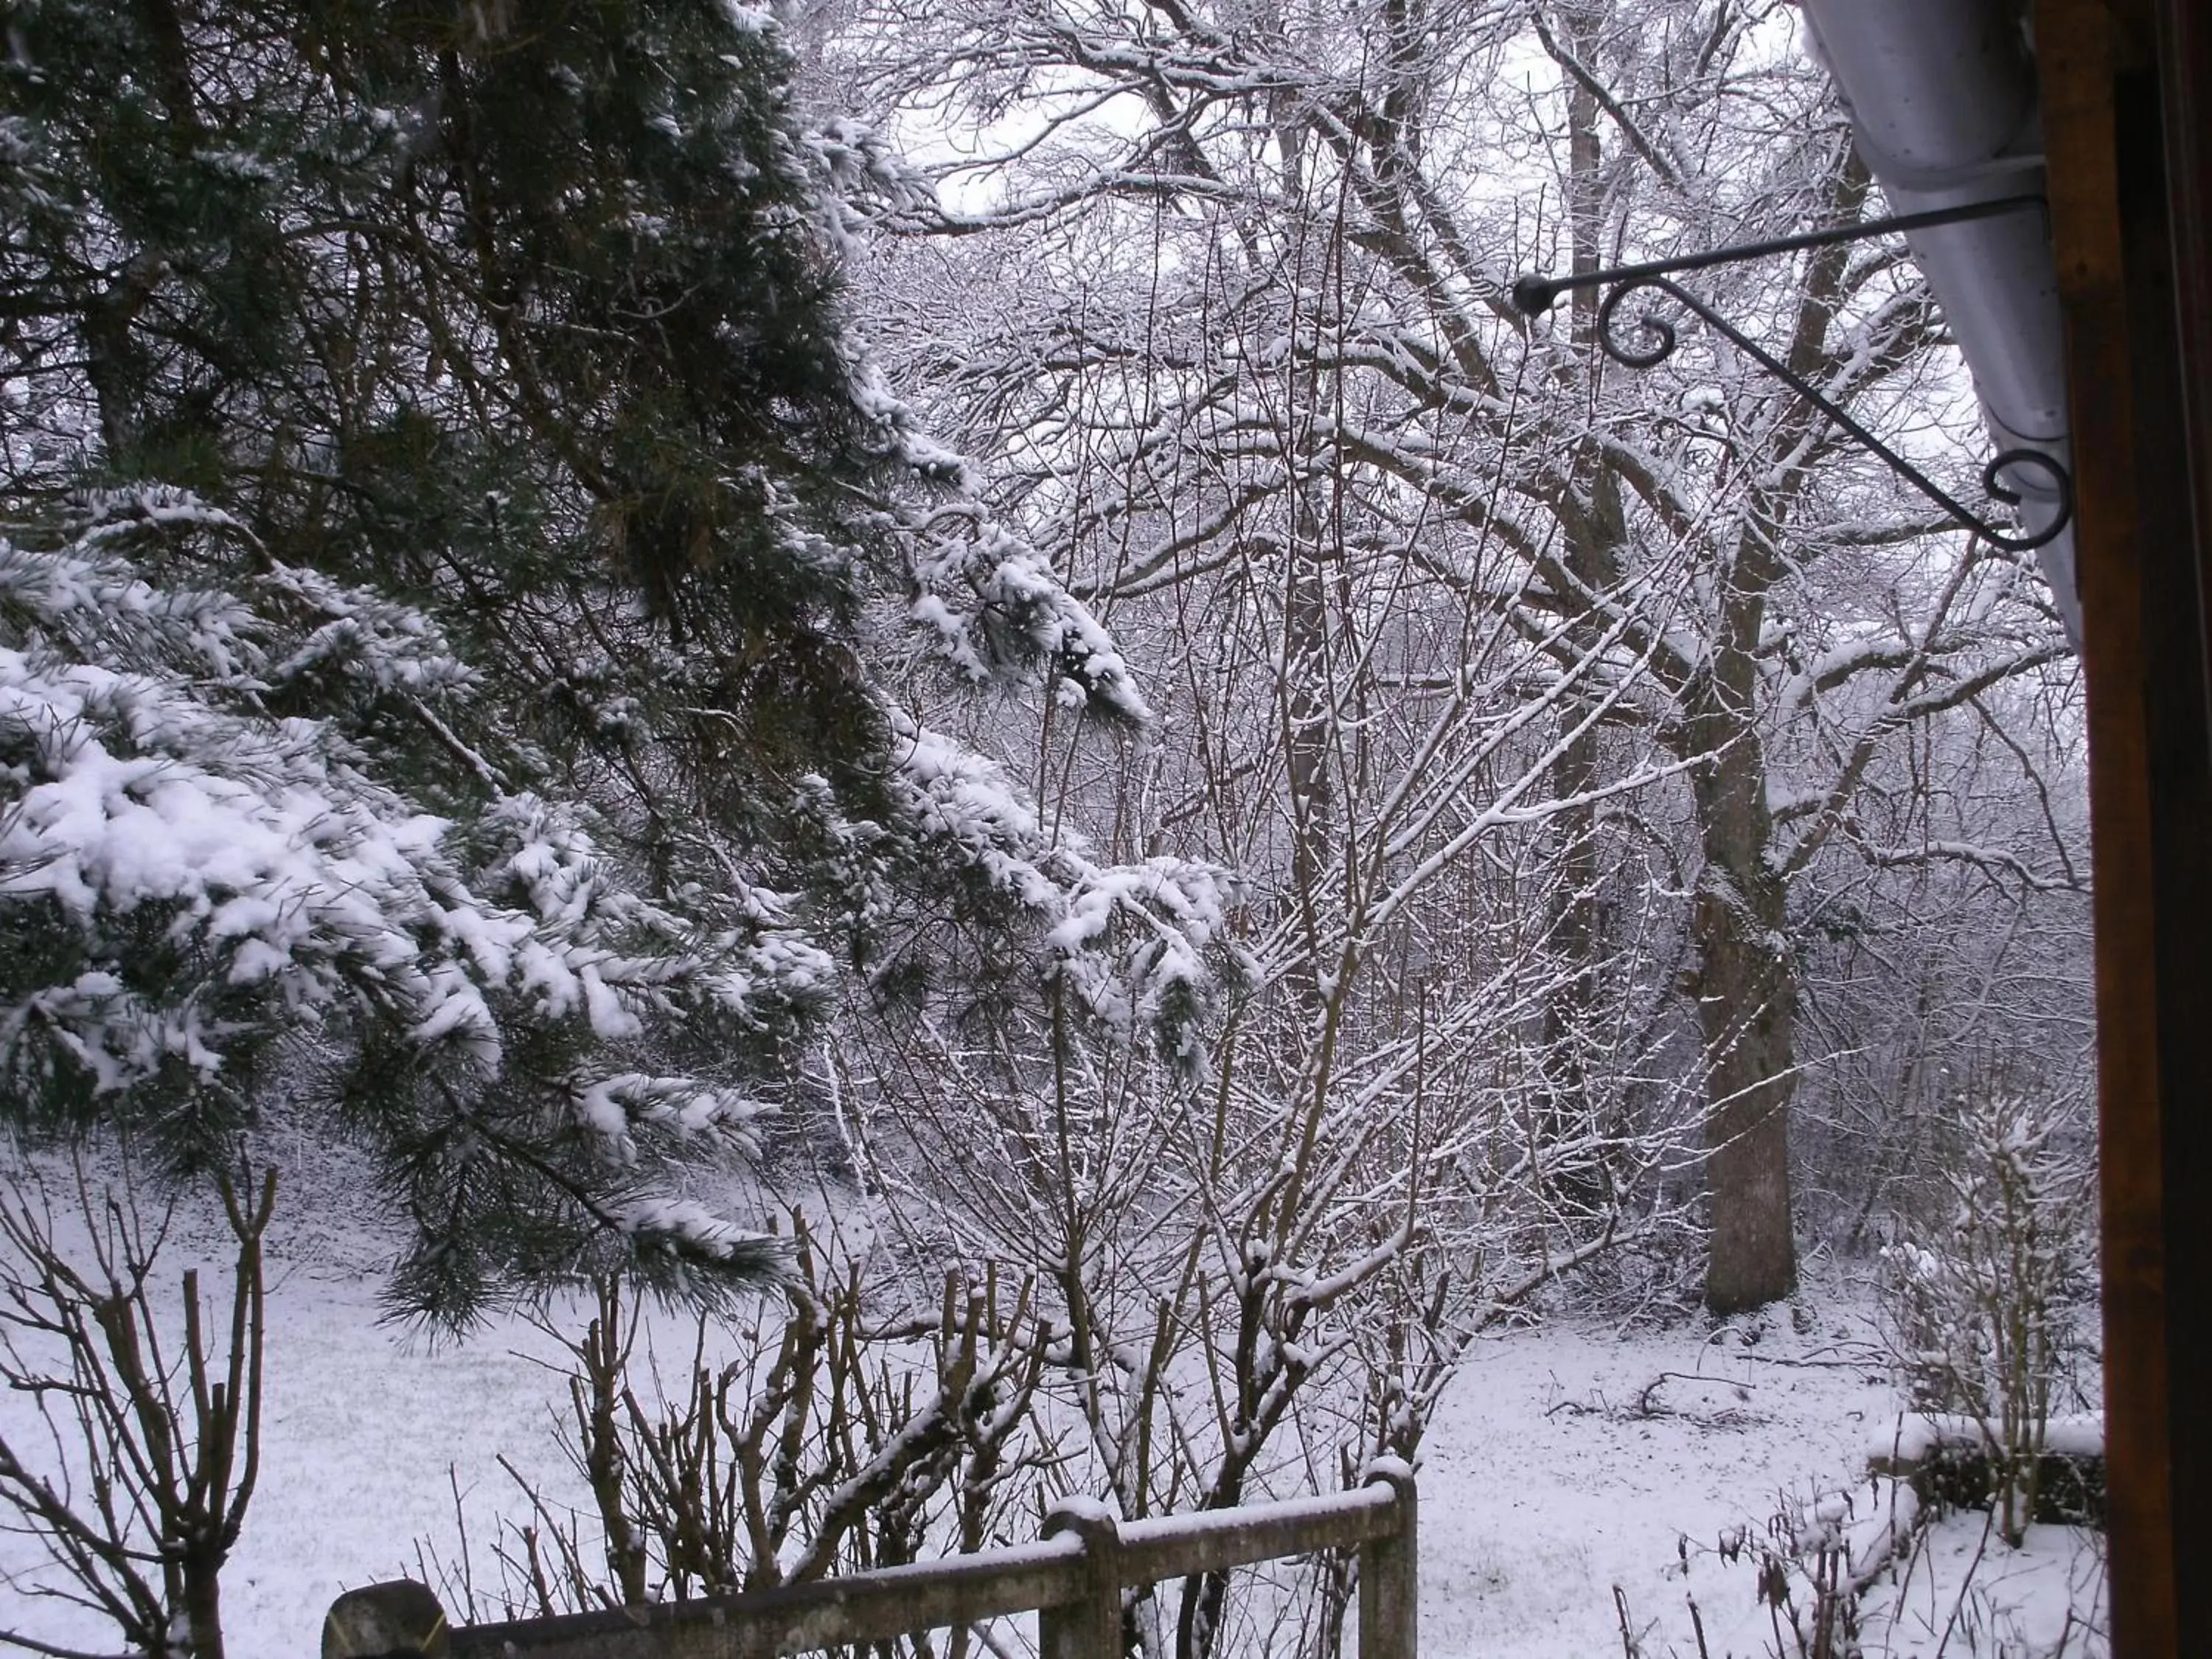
[
  {"xmin": 2037, "ymin": 2, "xmax": 2212, "ymax": 1652},
  {"xmin": 323, "ymin": 1580, "xmax": 451, "ymax": 1658},
  {"xmin": 1038, "ymin": 1498, "xmax": 1122, "ymax": 1659},
  {"xmin": 1358, "ymin": 1460, "xmax": 1416, "ymax": 1659}
]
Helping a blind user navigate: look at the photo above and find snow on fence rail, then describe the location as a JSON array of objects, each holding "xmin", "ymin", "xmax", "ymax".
[{"xmin": 321, "ymin": 1461, "xmax": 1417, "ymax": 1659}]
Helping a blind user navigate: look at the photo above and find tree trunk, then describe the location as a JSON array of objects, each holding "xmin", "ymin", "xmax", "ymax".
[
  {"xmin": 1538, "ymin": 9, "xmax": 1624, "ymax": 1214},
  {"xmin": 1693, "ymin": 891, "xmax": 1798, "ymax": 1313},
  {"xmin": 182, "ymin": 1552, "xmax": 225, "ymax": 1659},
  {"xmin": 1687, "ymin": 712, "xmax": 1798, "ymax": 1315},
  {"xmin": 1674, "ymin": 136, "xmax": 1873, "ymax": 1318}
]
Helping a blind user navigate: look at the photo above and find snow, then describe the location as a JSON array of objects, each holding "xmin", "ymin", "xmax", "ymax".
[
  {"xmin": 1416, "ymin": 1288, "xmax": 2104, "ymax": 1659},
  {"xmin": 0, "ymin": 1212, "xmax": 2106, "ymax": 1659},
  {"xmin": 1047, "ymin": 1494, "xmax": 1122, "ymax": 1528},
  {"xmin": 1419, "ymin": 1301, "xmax": 1892, "ymax": 1659},
  {"xmin": 1878, "ymin": 1412, "xmax": 2104, "ymax": 1468},
  {"xmin": 1858, "ymin": 1514, "xmax": 2104, "ymax": 1658},
  {"xmin": 0, "ymin": 1180, "xmax": 2104, "ymax": 1658},
  {"xmin": 1114, "ymin": 1484, "xmax": 1392, "ymax": 1548}
]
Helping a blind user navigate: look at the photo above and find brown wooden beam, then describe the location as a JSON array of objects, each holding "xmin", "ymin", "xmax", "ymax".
[
  {"xmin": 2156, "ymin": 0, "xmax": 2212, "ymax": 778},
  {"xmin": 2144, "ymin": 0, "xmax": 2212, "ymax": 1637},
  {"xmin": 2038, "ymin": 3, "xmax": 2212, "ymax": 1654}
]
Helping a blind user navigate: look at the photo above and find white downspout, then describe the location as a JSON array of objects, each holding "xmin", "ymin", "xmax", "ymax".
[{"xmin": 1798, "ymin": 0, "xmax": 2079, "ymax": 644}]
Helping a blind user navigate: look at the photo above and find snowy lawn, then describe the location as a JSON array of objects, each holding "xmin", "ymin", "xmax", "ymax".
[
  {"xmin": 0, "ymin": 1182, "xmax": 2103, "ymax": 1658},
  {"xmin": 1419, "ymin": 1291, "xmax": 2104, "ymax": 1658},
  {"xmin": 1420, "ymin": 1293, "xmax": 1891, "ymax": 1658}
]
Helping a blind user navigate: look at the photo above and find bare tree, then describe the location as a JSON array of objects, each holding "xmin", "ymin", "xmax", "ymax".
[
  {"xmin": 832, "ymin": 0, "xmax": 2069, "ymax": 1315},
  {"xmin": 830, "ymin": 66, "xmax": 1703, "ymax": 1659}
]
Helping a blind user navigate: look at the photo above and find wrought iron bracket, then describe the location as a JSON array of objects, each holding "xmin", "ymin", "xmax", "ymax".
[{"xmin": 1512, "ymin": 195, "xmax": 2073, "ymax": 553}]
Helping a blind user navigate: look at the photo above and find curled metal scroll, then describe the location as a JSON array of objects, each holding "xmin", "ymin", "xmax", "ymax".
[{"xmin": 1590, "ymin": 275, "xmax": 2072, "ymax": 553}]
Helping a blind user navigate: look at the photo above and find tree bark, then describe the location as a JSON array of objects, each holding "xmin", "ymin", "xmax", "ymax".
[
  {"xmin": 182, "ymin": 1551, "xmax": 226, "ymax": 1659},
  {"xmin": 1689, "ymin": 828, "xmax": 1798, "ymax": 1315},
  {"xmin": 1683, "ymin": 647, "xmax": 1798, "ymax": 1314}
]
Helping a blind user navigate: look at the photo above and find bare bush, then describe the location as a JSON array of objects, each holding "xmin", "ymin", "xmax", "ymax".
[
  {"xmin": 0, "ymin": 1158, "xmax": 276, "ymax": 1659},
  {"xmin": 427, "ymin": 1221, "xmax": 1053, "ymax": 1650}
]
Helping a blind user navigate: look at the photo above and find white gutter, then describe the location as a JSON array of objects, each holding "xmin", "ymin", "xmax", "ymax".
[{"xmin": 1798, "ymin": 0, "xmax": 2080, "ymax": 644}]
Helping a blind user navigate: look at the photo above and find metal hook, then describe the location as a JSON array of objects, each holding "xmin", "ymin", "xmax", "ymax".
[
  {"xmin": 1512, "ymin": 195, "xmax": 2073, "ymax": 552},
  {"xmin": 1593, "ymin": 275, "xmax": 2070, "ymax": 552}
]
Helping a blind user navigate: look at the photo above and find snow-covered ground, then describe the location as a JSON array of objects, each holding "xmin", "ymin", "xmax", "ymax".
[
  {"xmin": 1422, "ymin": 1299, "xmax": 1896, "ymax": 1658},
  {"xmin": 0, "ymin": 1177, "xmax": 2104, "ymax": 1658},
  {"xmin": 1420, "ymin": 1296, "xmax": 2104, "ymax": 1658}
]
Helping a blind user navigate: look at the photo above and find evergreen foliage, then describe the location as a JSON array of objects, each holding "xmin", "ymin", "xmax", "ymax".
[{"xmin": 0, "ymin": 0, "xmax": 1230, "ymax": 1324}]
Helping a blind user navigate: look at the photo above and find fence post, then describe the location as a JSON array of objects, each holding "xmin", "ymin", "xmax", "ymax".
[
  {"xmin": 1039, "ymin": 1498, "xmax": 1123, "ymax": 1659},
  {"xmin": 322, "ymin": 1579, "xmax": 451, "ymax": 1658},
  {"xmin": 1359, "ymin": 1459, "xmax": 1417, "ymax": 1659}
]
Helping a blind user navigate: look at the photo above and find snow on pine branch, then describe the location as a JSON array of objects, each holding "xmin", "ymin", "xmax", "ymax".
[
  {"xmin": 799, "ymin": 117, "xmax": 941, "ymax": 249},
  {"xmin": 260, "ymin": 562, "xmax": 480, "ymax": 699},
  {"xmin": 851, "ymin": 366, "xmax": 1153, "ymax": 725},
  {"xmin": 0, "ymin": 535, "xmax": 256, "ymax": 684},
  {"xmin": 611, "ymin": 1195, "xmax": 787, "ymax": 1284},
  {"xmin": 0, "ymin": 527, "xmax": 810, "ymax": 1158},
  {"xmin": 906, "ymin": 516, "xmax": 1152, "ymax": 724},
  {"xmin": 883, "ymin": 711, "xmax": 1245, "ymax": 1065},
  {"xmin": 55, "ymin": 487, "xmax": 478, "ymax": 700}
]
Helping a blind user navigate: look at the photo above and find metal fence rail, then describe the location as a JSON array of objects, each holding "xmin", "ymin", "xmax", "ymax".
[{"xmin": 321, "ymin": 1461, "xmax": 1416, "ymax": 1659}]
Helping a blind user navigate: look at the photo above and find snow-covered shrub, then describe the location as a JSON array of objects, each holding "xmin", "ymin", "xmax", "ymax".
[
  {"xmin": 1879, "ymin": 1088, "xmax": 2096, "ymax": 1547},
  {"xmin": 0, "ymin": 496, "xmax": 1240, "ymax": 1325}
]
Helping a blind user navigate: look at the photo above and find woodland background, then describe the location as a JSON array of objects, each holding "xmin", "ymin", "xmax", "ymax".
[{"xmin": 0, "ymin": 1, "xmax": 2097, "ymax": 1655}]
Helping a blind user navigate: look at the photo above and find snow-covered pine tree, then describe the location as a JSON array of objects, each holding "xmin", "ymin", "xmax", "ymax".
[{"xmin": 0, "ymin": 0, "xmax": 1231, "ymax": 1324}]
